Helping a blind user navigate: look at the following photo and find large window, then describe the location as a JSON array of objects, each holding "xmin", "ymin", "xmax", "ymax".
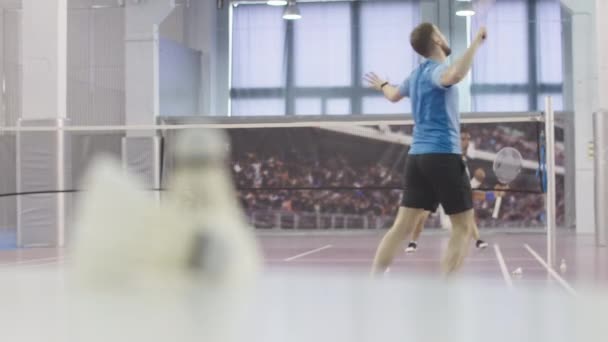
[
  {"xmin": 471, "ymin": 0, "xmax": 564, "ymax": 111},
  {"xmin": 231, "ymin": 5, "xmax": 287, "ymax": 116},
  {"xmin": 230, "ymin": 0, "xmax": 564, "ymax": 116},
  {"xmin": 294, "ymin": 3, "xmax": 352, "ymax": 88},
  {"xmin": 230, "ymin": 1, "xmax": 419, "ymax": 116}
]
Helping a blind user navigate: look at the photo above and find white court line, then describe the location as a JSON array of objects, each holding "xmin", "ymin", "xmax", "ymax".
[
  {"xmin": 11, "ymin": 261, "xmax": 66, "ymax": 269},
  {"xmin": 0, "ymin": 261, "xmax": 67, "ymax": 273},
  {"xmin": 283, "ymin": 245, "xmax": 333, "ymax": 262},
  {"xmin": 493, "ymin": 244, "xmax": 514, "ymax": 289},
  {"xmin": 524, "ymin": 244, "xmax": 578, "ymax": 297},
  {"xmin": 272, "ymin": 257, "xmax": 527, "ymax": 262},
  {"xmin": 0, "ymin": 256, "xmax": 66, "ymax": 267}
]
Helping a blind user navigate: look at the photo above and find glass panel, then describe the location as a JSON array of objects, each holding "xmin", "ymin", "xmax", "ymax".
[
  {"xmin": 294, "ymin": 3, "xmax": 352, "ymax": 87},
  {"xmin": 538, "ymin": 94, "xmax": 563, "ymax": 111},
  {"xmin": 472, "ymin": 0, "xmax": 528, "ymax": 84},
  {"xmin": 360, "ymin": 1, "xmax": 419, "ymax": 87},
  {"xmin": 231, "ymin": 98, "xmax": 285, "ymax": 116},
  {"xmin": 473, "ymin": 94, "xmax": 529, "ymax": 112},
  {"xmin": 232, "ymin": 5, "xmax": 285, "ymax": 88},
  {"xmin": 362, "ymin": 96, "xmax": 410, "ymax": 115},
  {"xmin": 326, "ymin": 98, "xmax": 351, "ymax": 115},
  {"xmin": 536, "ymin": 0, "xmax": 563, "ymax": 84},
  {"xmin": 295, "ymin": 98, "xmax": 322, "ymax": 115}
]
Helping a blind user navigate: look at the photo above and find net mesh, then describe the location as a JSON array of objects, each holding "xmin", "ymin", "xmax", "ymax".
[{"xmin": 0, "ymin": 118, "xmax": 566, "ymax": 242}]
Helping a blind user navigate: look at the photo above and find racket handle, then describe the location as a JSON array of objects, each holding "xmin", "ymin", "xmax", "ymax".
[{"xmin": 492, "ymin": 196, "xmax": 502, "ymax": 219}]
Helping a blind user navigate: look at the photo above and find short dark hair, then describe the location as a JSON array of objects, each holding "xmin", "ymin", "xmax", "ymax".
[{"xmin": 410, "ymin": 22, "xmax": 436, "ymax": 57}]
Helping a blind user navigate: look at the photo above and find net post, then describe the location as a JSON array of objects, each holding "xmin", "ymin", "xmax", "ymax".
[
  {"xmin": 545, "ymin": 96, "xmax": 557, "ymax": 268},
  {"xmin": 594, "ymin": 111, "xmax": 608, "ymax": 246}
]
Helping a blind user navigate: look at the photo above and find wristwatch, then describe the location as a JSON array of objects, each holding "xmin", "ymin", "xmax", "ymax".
[{"xmin": 380, "ymin": 82, "xmax": 389, "ymax": 89}]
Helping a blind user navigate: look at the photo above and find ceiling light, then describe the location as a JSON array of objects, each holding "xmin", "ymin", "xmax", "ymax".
[
  {"xmin": 455, "ymin": 1, "xmax": 475, "ymax": 17},
  {"xmin": 267, "ymin": 0, "xmax": 287, "ymax": 6},
  {"xmin": 282, "ymin": 0, "xmax": 301, "ymax": 20}
]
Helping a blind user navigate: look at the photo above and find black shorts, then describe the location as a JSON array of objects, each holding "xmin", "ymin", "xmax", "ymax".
[{"xmin": 400, "ymin": 154, "xmax": 473, "ymax": 215}]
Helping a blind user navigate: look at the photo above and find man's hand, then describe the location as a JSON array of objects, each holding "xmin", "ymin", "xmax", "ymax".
[
  {"xmin": 473, "ymin": 168, "xmax": 486, "ymax": 183},
  {"xmin": 474, "ymin": 27, "xmax": 487, "ymax": 45},
  {"xmin": 440, "ymin": 27, "xmax": 487, "ymax": 86},
  {"xmin": 494, "ymin": 184, "xmax": 509, "ymax": 198},
  {"xmin": 363, "ymin": 72, "xmax": 404, "ymax": 102},
  {"xmin": 363, "ymin": 72, "xmax": 387, "ymax": 91}
]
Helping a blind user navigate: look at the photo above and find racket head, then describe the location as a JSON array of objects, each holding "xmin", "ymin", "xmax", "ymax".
[{"xmin": 492, "ymin": 147, "xmax": 523, "ymax": 184}]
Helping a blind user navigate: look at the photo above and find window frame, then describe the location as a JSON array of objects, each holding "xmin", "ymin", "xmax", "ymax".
[{"xmin": 229, "ymin": 0, "xmax": 565, "ymax": 115}]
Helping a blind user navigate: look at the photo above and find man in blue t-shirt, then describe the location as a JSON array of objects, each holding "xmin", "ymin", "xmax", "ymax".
[{"xmin": 364, "ymin": 22, "xmax": 487, "ymax": 274}]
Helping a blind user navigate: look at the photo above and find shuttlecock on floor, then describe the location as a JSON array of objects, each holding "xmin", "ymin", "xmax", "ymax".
[
  {"xmin": 559, "ymin": 259, "xmax": 567, "ymax": 274},
  {"xmin": 512, "ymin": 267, "xmax": 523, "ymax": 276}
]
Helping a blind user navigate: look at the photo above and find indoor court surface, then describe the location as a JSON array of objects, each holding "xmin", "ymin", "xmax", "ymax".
[
  {"xmin": 2, "ymin": 231, "xmax": 607, "ymax": 290},
  {"xmin": 1, "ymin": 231, "xmax": 608, "ymax": 342},
  {"xmin": 261, "ymin": 232, "xmax": 608, "ymax": 287}
]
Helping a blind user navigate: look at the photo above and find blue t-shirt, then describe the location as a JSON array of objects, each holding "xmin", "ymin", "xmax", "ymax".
[{"xmin": 398, "ymin": 60, "xmax": 460, "ymax": 155}]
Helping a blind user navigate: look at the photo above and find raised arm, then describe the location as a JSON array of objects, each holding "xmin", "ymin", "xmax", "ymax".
[{"xmin": 440, "ymin": 27, "xmax": 487, "ymax": 86}]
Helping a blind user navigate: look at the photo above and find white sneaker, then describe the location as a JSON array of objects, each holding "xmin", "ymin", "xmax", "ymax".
[
  {"xmin": 405, "ymin": 241, "xmax": 418, "ymax": 253},
  {"xmin": 476, "ymin": 240, "xmax": 488, "ymax": 249}
]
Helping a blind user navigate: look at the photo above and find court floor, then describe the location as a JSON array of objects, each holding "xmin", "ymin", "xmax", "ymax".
[
  {"xmin": 1, "ymin": 230, "xmax": 606, "ymax": 292},
  {"xmin": 1, "ymin": 230, "xmax": 607, "ymax": 342}
]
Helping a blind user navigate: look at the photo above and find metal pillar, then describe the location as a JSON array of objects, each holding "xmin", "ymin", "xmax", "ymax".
[
  {"xmin": 545, "ymin": 97, "xmax": 557, "ymax": 267},
  {"xmin": 594, "ymin": 111, "xmax": 608, "ymax": 247}
]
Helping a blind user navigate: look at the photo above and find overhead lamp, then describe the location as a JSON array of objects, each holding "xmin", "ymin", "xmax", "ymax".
[
  {"xmin": 267, "ymin": 0, "xmax": 288, "ymax": 5},
  {"xmin": 455, "ymin": 0, "xmax": 475, "ymax": 17},
  {"xmin": 282, "ymin": 0, "xmax": 301, "ymax": 20}
]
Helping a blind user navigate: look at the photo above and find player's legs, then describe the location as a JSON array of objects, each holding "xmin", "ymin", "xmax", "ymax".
[
  {"xmin": 420, "ymin": 154, "xmax": 474, "ymax": 274},
  {"xmin": 407, "ymin": 210, "xmax": 483, "ymax": 253},
  {"xmin": 372, "ymin": 207, "xmax": 428, "ymax": 273},
  {"xmin": 444, "ymin": 209, "xmax": 475, "ymax": 273},
  {"xmin": 471, "ymin": 218, "xmax": 480, "ymax": 241},
  {"xmin": 470, "ymin": 210, "xmax": 488, "ymax": 249},
  {"xmin": 405, "ymin": 211, "xmax": 430, "ymax": 253},
  {"xmin": 411, "ymin": 211, "xmax": 429, "ymax": 241},
  {"xmin": 372, "ymin": 155, "xmax": 437, "ymax": 273}
]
